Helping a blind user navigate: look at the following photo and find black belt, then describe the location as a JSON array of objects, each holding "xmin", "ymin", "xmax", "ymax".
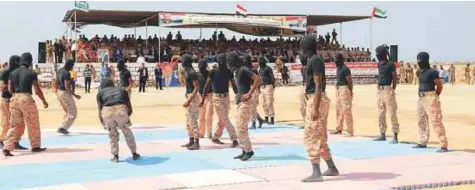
[
  {"xmin": 377, "ymin": 85, "xmax": 391, "ymax": 90},
  {"xmin": 418, "ymin": 91, "xmax": 436, "ymax": 98},
  {"xmin": 104, "ymin": 102, "xmax": 124, "ymax": 107},
  {"xmin": 214, "ymin": 93, "xmax": 228, "ymax": 97},
  {"xmin": 336, "ymin": 85, "xmax": 348, "ymax": 90}
]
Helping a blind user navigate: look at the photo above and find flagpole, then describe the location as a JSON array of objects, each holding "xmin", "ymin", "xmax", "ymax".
[
  {"xmin": 339, "ymin": 22, "xmax": 342, "ymax": 45},
  {"xmin": 158, "ymin": 13, "xmax": 161, "ymax": 62},
  {"xmin": 370, "ymin": 17, "xmax": 373, "ymax": 52}
]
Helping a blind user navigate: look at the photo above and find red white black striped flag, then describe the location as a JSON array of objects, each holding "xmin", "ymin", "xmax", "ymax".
[{"xmin": 236, "ymin": 4, "xmax": 247, "ymax": 17}]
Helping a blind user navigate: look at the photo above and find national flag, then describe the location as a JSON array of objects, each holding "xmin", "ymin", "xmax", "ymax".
[
  {"xmin": 236, "ymin": 4, "xmax": 247, "ymax": 16},
  {"xmin": 372, "ymin": 7, "xmax": 387, "ymax": 18}
]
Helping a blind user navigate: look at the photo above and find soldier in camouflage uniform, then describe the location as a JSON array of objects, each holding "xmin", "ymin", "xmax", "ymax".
[
  {"xmin": 412, "ymin": 52, "xmax": 448, "ymax": 153},
  {"xmin": 243, "ymin": 55, "xmax": 264, "ymax": 129},
  {"xmin": 2, "ymin": 53, "xmax": 49, "ymax": 157},
  {"xmin": 181, "ymin": 54, "xmax": 201, "ymax": 150},
  {"xmin": 55, "ymin": 59, "xmax": 81, "ymax": 135},
  {"xmin": 97, "ymin": 79, "xmax": 140, "ymax": 162},
  {"xmin": 228, "ymin": 51, "xmax": 260, "ymax": 161},
  {"xmin": 197, "ymin": 59, "xmax": 214, "ymax": 138},
  {"xmin": 300, "ymin": 35, "xmax": 339, "ymax": 183},
  {"xmin": 331, "ymin": 54, "xmax": 354, "ymax": 136},
  {"xmin": 299, "ymin": 58, "xmax": 307, "ymax": 129},
  {"xmin": 258, "ymin": 57, "xmax": 276, "ymax": 124}
]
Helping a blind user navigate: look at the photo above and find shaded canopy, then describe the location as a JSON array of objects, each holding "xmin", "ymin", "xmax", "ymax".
[{"xmin": 63, "ymin": 9, "xmax": 371, "ymax": 36}]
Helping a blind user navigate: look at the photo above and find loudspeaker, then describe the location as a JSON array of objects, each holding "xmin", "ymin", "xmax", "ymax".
[
  {"xmin": 389, "ymin": 45, "xmax": 398, "ymax": 62},
  {"xmin": 38, "ymin": 42, "xmax": 46, "ymax": 63}
]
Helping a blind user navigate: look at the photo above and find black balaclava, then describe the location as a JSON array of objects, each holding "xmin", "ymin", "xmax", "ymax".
[
  {"xmin": 258, "ymin": 56, "xmax": 267, "ymax": 68},
  {"xmin": 20, "ymin": 52, "xmax": 33, "ymax": 68},
  {"xmin": 181, "ymin": 54, "xmax": 193, "ymax": 69},
  {"xmin": 117, "ymin": 59, "xmax": 126, "ymax": 72},
  {"xmin": 299, "ymin": 35, "xmax": 317, "ymax": 62},
  {"xmin": 100, "ymin": 78, "xmax": 115, "ymax": 89},
  {"xmin": 299, "ymin": 55, "xmax": 308, "ymax": 66},
  {"xmin": 217, "ymin": 53, "xmax": 227, "ymax": 69},
  {"xmin": 243, "ymin": 55, "xmax": 252, "ymax": 68},
  {"xmin": 375, "ymin": 45, "xmax": 389, "ymax": 61},
  {"xmin": 64, "ymin": 59, "xmax": 75, "ymax": 71},
  {"xmin": 198, "ymin": 59, "xmax": 208, "ymax": 73},
  {"xmin": 8, "ymin": 55, "xmax": 20, "ymax": 72},
  {"xmin": 417, "ymin": 52, "xmax": 430, "ymax": 70},
  {"xmin": 335, "ymin": 53, "xmax": 345, "ymax": 68},
  {"xmin": 226, "ymin": 51, "xmax": 241, "ymax": 71}
]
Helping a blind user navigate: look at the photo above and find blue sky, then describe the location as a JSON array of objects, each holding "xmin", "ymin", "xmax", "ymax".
[{"xmin": 0, "ymin": 1, "xmax": 473, "ymax": 63}]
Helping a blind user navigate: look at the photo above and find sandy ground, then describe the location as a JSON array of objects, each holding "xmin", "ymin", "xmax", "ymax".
[{"xmin": 21, "ymin": 84, "xmax": 475, "ymax": 190}]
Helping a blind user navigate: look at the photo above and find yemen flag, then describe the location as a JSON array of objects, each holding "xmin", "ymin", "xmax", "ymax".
[
  {"xmin": 236, "ymin": 4, "xmax": 247, "ymax": 16},
  {"xmin": 372, "ymin": 7, "xmax": 387, "ymax": 18}
]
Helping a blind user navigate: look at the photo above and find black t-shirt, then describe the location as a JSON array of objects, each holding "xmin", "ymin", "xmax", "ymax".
[
  {"xmin": 336, "ymin": 65, "xmax": 351, "ymax": 86},
  {"xmin": 259, "ymin": 66, "xmax": 274, "ymax": 85},
  {"xmin": 185, "ymin": 68, "xmax": 198, "ymax": 94},
  {"xmin": 418, "ymin": 68, "xmax": 439, "ymax": 93},
  {"xmin": 0, "ymin": 70, "xmax": 12, "ymax": 99},
  {"xmin": 305, "ymin": 55, "xmax": 326, "ymax": 93},
  {"xmin": 155, "ymin": 68, "xmax": 163, "ymax": 78},
  {"xmin": 9, "ymin": 66, "xmax": 37, "ymax": 94},
  {"xmin": 57, "ymin": 68, "xmax": 71, "ymax": 90},
  {"xmin": 209, "ymin": 68, "xmax": 234, "ymax": 93},
  {"xmin": 301, "ymin": 67, "xmax": 306, "ymax": 86},
  {"xmin": 235, "ymin": 67, "xmax": 254, "ymax": 104},
  {"xmin": 377, "ymin": 61, "xmax": 396, "ymax": 86},
  {"xmin": 198, "ymin": 70, "xmax": 213, "ymax": 95},
  {"xmin": 97, "ymin": 87, "xmax": 130, "ymax": 106},
  {"xmin": 119, "ymin": 70, "xmax": 131, "ymax": 88}
]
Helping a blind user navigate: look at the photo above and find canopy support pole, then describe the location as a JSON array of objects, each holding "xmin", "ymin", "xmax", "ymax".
[
  {"xmin": 158, "ymin": 13, "xmax": 161, "ymax": 62},
  {"xmin": 370, "ymin": 18, "xmax": 373, "ymax": 52},
  {"xmin": 74, "ymin": 10, "xmax": 77, "ymax": 64},
  {"xmin": 200, "ymin": 28, "xmax": 202, "ymax": 41},
  {"xmin": 145, "ymin": 21, "xmax": 148, "ymax": 47},
  {"xmin": 340, "ymin": 22, "xmax": 343, "ymax": 45},
  {"xmin": 215, "ymin": 22, "xmax": 218, "ymax": 48}
]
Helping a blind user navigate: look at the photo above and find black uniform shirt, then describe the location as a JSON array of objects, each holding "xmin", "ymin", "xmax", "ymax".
[
  {"xmin": 0, "ymin": 70, "xmax": 12, "ymax": 99},
  {"xmin": 97, "ymin": 87, "xmax": 130, "ymax": 106},
  {"xmin": 234, "ymin": 67, "xmax": 254, "ymax": 104},
  {"xmin": 10, "ymin": 66, "xmax": 37, "ymax": 94},
  {"xmin": 336, "ymin": 65, "xmax": 351, "ymax": 86},
  {"xmin": 185, "ymin": 68, "xmax": 198, "ymax": 94},
  {"xmin": 377, "ymin": 61, "xmax": 396, "ymax": 86},
  {"xmin": 119, "ymin": 70, "xmax": 131, "ymax": 88},
  {"xmin": 198, "ymin": 70, "xmax": 213, "ymax": 95},
  {"xmin": 418, "ymin": 68, "xmax": 439, "ymax": 93},
  {"xmin": 305, "ymin": 55, "xmax": 326, "ymax": 93},
  {"xmin": 209, "ymin": 67, "xmax": 233, "ymax": 93},
  {"xmin": 259, "ymin": 66, "xmax": 273, "ymax": 85},
  {"xmin": 57, "ymin": 68, "xmax": 71, "ymax": 90}
]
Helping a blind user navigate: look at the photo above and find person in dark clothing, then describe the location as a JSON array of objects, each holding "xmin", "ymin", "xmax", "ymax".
[
  {"xmin": 242, "ymin": 55, "xmax": 264, "ymax": 129},
  {"xmin": 259, "ymin": 57, "xmax": 276, "ymax": 124},
  {"xmin": 197, "ymin": 59, "xmax": 214, "ymax": 139},
  {"xmin": 55, "ymin": 59, "xmax": 81, "ymax": 135},
  {"xmin": 281, "ymin": 62, "xmax": 290, "ymax": 85},
  {"xmin": 83, "ymin": 64, "xmax": 92, "ymax": 93},
  {"xmin": 138, "ymin": 63, "xmax": 148, "ymax": 92},
  {"xmin": 117, "ymin": 59, "xmax": 133, "ymax": 98},
  {"xmin": 181, "ymin": 54, "xmax": 201, "ymax": 151},
  {"xmin": 154, "ymin": 64, "xmax": 163, "ymax": 90}
]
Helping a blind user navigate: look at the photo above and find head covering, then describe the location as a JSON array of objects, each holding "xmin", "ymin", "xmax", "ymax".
[
  {"xmin": 117, "ymin": 59, "xmax": 126, "ymax": 72},
  {"xmin": 299, "ymin": 35, "xmax": 317, "ymax": 61},
  {"xmin": 20, "ymin": 52, "xmax": 33, "ymax": 67},
  {"xmin": 198, "ymin": 58, "xmax": 208, "ymax": 72},
  {"xmin": 217, "ymin": 53, "xmax": 227, "ymax": 68},
  {"xmin": 8, "ymin": 55, "xmax": 20, "ymax": 71},
  {"xmin": 100, "ymin": 78, "xmax": 115, "ymax": 89},
  {"xmin": 417, "ymin": 52, "xmax": 430, "ymax": 69},
  {"xmin": 226, "ymin": 51, "xmax": 241, "ymax": 70},
  {"xmin": 243, "ymin": 55, "xmax": 252, "ymax": 68},
  {"xmin": 181, "ymin": 54, "xmax": 193, "ymax": 68},
  {"xmin": 258, "ymin": 56, "xmax": 267, "ymax": 68},
  {"xmin": 375, "ymin": 45, "xmax": 389, "ymax": 61},
  {"xmin": 335, "ymin": 53, "xmax": 345, "ymax": 67},
  {"xmin": 64, "ymin": 59, "xmax": 75, "ymax": 71}
]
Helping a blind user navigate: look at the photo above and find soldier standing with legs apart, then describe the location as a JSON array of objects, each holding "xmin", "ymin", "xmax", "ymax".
[
  {"xmin": 2, "ymin": 52, "xmax": 48, "ymax": 156},
  {"xmin": 300, "ymin": 35, "xmax": 339, "ymax": 183},
  {"xmin": 181, "ymin": 54, "xmax": 201, "ymax": 150},
  {"xmin": 373, "ymin": 45, "xmax": 400, "ymax": 144},
  {"xmin": 201, "ymin": 54, "xmax": 239, "ymax": 147},
  {"xmin": 299, "ymin": 57, "xmax": 307, "ymax": 129},
  {"xmin": 228, "ymin": 51, "xmax": 260, "ymax": 161},
  {"xmin": 117, "ymin": 59, "xmax": 133, "ymax": 99},
  {"xmin": 97, "ymin": 79, "xmax": 140, "ymax": 162},
  {"xmin": 0, "ymin": 55, "xmax": 27, "ymax": 149},
  {"xmin": 412, "ymin": 52, "xmax": 449, "ymax": 153},
  {"xmin": 259, "ymin": 57, "xmax": 276, "ymax": 125},
  {"xmin": 448, "ymin": 64, "xmax": 456, "ymax": 85},
  {"xmin": 243, "ymin": 55, "xmax": 264, "ymax": 129},
  {"xmin": 197, "ymin": 59, "xmax": 214, "ymax": 139},
  {"xmin": 55, "ymin": 59, "xmax": 81, "ymax": 135},
  {"xmin": 331, "ymin": 54, "xmax": 354, "ymax": 137}
]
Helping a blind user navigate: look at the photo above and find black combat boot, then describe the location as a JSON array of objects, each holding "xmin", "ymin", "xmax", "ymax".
[
  {"xmin": 0, "ymin": 141, "xmax": 3, "ymax": 149},
  {"xmin": 250, "ymin": 122, "xmax": 256, "ymax": 129},
  {"xmin": 14, "ymin": 142, "xmax": 28, "ymax": 150},
  {"xmin": 264, "ymin": 117, "xmax": 269, "ymax": 124},
  {"xmin": 436, "ymin": 147, "xmax": 448, "ymax": 153},
  {"xmin": 270, "ymin": 117, "xmax": 275, "ymax": 125},
  {"xmin": 181, "ymin": 137, "xmax": 194, "ymax": 147},
  {"xmin": 132, "ymin": 153, "xmax": 141, "ymax": 160},
  {"xmin": 330, "ymin": 130, "xmax": 342, "ymax": 135},
  {"xmin": 31, "ymin": 147, "xmax": 47, "ymax": 152},
  {"xmin": 111, "ymin": 155, "xmax": 119, "ymax": 162},
  {"xmin": 212, "ymin": 138, "xmax": 225, "ymax": 145},
  {"xmin": 389, "ymin": 133, "xmax": 398, "ymax": 144},
  {"xmin": 2, "ymin": 149, "xmax": 13, "ymax": 157},
  {"xmin": 257, "ymin": 116, "xmax": 264, "ymax": 128},
  {"xmin": 373, "ymin": 133, "xmax": 386, "ymax": 141},
  {"xmin": 231, "ymin": 140, "xmax": 239, "ymax": 148},
  {"xmin": 234, "ymin": 151, "xmax": 245, "ymax": 159},
  {"xmin": 187, "ymin": 138, "xmax": 200, "ymax": 150},
  {"xmin": 301, "ymin": 163, "xmax": 324, "ymax": 182},
  {"xmin": 322, "ymin": 159, "xmax": 339, "ymax": 176},
  {"xmin": 413, "ymin": 144, "xmax": 427, "ymax": 148},
  {"xmin": 57, "ymin": 128, "xmax": 69, "ymax": 135},
  {"xmin": 240, "ymin": 151, "xmax": 254, "ymax": 161}
]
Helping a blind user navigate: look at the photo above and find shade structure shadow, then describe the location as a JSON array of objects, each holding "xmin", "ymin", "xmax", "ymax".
[
  {"xmin": 125, "ymin": 156, "xmax": 170, "ymax": 166},
  {"xmin": 250, "ymin": 154, "xmax": 306, "ymax": 162},
  {"xmin": 326, "ymin": 172, "xmax": 400, "ymax": 182},
  {"xmin": 12, "ymin": 148, "xmax": 93, "ymax": 157}
]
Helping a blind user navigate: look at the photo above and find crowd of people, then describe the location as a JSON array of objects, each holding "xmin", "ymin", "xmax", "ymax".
[{"xmin": 42, "ymin": 30, "xmax": 372, "ymax": 65}]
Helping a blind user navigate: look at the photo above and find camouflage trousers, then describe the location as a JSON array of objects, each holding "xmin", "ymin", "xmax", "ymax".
[
  {"xmin": 304, "ymin": 92, "xmax": 332, "ymax": 164},
  {"xmin": 377, "ymin": 86, "xmax": 400, "ymax": 134},
  {"xmin": 102, "ymin": 104, "xmax": 137, "ymax": 156},
  {"xmin": 1, "ymin": 98, "xmax": 25, "ymax": 142},
  {"xmin": 299, "ymin": 86, "xmax": 307, "ymax": 124},
  {"xmin": 212, "ymin": 94, "xmax": 237, "ymax": 141},
  {"xmin": 125, "ymin": 88, "xmax": 132, "ymax": 99},
  {"xmin": 335, "ymin": 86, "xmax": 354, "ymax": 135},
  {"xmin": 185, "ymin": 94, "xmax": 201, "ymax": 139},
  {"xmin": 417, "ymin": 91, "xmax": 448, "ymax": 148},
  {"xmin": 236, "ymin": 100, "xmax": 253, "ymax": 152},
  {"xmin": 250, "ymin": 91, "xmax": 260, "ymax": 122},
  {"xmin": 57, "ymin": 90, "xmax": 77, "ymax": 130},
  {"xmin": 260, "ymin": 85, "xmax": 275, "ymax": 117},
  {"xmin": 199, "ymin": 93, "xmax": 214, "ymax": 138},
  {"xmin": 4, "ymin": 93, "xmax": 41, "ymax": 151}
]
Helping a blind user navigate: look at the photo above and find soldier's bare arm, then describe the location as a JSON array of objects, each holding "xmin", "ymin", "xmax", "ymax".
[
  {"xmin": 392, "ymin": 71, "xmax": 398, "ymax": 90},
  {"xmin": 434, "ymin": 78, "xmax": 443, "ymax": 96},
  {"xmin": 8, "ymin": 80, "xmax": 14, "ymax": 95},
  {"xmin": 33, "ymin": 81, "xmax": 48, "ymax": 108},
  {"xmin": 200, "ymin": 77, "xmax": 212, "ymax": 106},
  {"xmin": 230, "ymin": 80, "xmax": 238, "ymax": 94},
  {"xmin": 313, "ymin": 73, "xmax": 322, "ymax": 121}
]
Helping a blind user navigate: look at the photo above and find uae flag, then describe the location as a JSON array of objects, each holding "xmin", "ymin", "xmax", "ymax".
[
  {"xmin": 236, "ymin": 4, "xmax": 247, "ymax": 16},
  {"xmin": 372, "ymin": 7, "xmax": 387, "ymax": 18}
]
